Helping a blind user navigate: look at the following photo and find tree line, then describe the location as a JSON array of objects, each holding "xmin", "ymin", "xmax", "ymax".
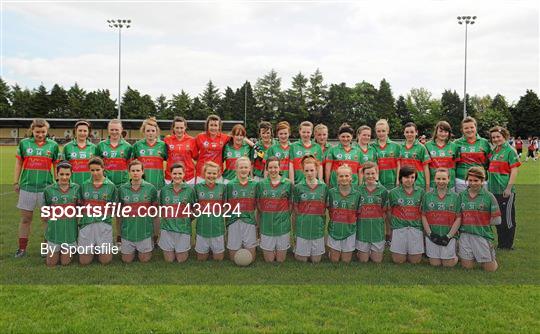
[{"xmin": 0, "ymin": 69, "xmax": 539, "ymax": 138}]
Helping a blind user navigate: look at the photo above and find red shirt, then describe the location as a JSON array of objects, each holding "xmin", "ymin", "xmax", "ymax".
[
  {"xmin": 194, "ymin": 132, "xmax": 230, "ymax": 177},
  {"xmin": 515, "ymin": 139, "xmax": 523, "ymax": 150},
  {"xmin": 164, "ymin": 134, "xmax": 197, "ymax": 182}
]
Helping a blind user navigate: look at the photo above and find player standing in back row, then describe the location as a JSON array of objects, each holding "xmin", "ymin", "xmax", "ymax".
[
  {"xmin": 372, "ymin": 119, "xmax": 400, "ymax": 190},
  {"xmin": 62, "ymin": 120, "xmax": 97, "ymax": 186},
  {"xmin": 289, "ymin": 121, "xmax": 323, "ymax": 184},
  {"xmin": 132, "ymin": 117, "xmax": 167, "ymax": 191}
]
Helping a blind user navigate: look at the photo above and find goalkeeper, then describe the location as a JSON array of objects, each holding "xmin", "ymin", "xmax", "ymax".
[{"xmin": 421, "ymin": 168, "xmax": 461, "ymax": 267}]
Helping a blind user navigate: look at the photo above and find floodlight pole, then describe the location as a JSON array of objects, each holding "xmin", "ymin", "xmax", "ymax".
[
  {"xmin": 457, "ymin": 15, "xmax": 477, "ymax": 119},
  {"xmin": 108, "ymin": 19, "xmax": 132, "ymax": 119}
]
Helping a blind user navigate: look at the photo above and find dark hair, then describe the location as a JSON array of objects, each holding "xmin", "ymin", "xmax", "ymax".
[
  {"xmin": 170, "ymin": 162, "xmax": 185, "ymax": 172},
  {"xmin": 205, "ymin": 115, "xmax": 222, "ymax": 132},
  {"xmin": 74, "ymin": 120, "xmax": 91, "ymax": 132},
  {"xmin": 338, "ymin": 123, "xmax": 354, "ymax": 136},
  {"xmin": 88, "ymin": 156, "xmax": 105, "ymax": 168},
  {"xmin": 56, "ymin": 160, "xmax": 72, "ymax": 173},
  {"xmin": 265, "ymin": 156, "xmax": 280, "ymax": 170},
  {"xmin": 404, "ymin": 122, "xmax": 417, "ymax": 131},
  {"xmin": 399, "ymin": 166, "xmax": 417, "ymax": 181},
  {"xmin": 432, "ymin": 121, "xmax": 452, "ymax": 142},
  {"xmin": 171, "ymin": 116, "xmax": 188, "ymax": 131},
  {"xmin": 258, "ymin": 121, "xmax": 272, "ymax": 137}
]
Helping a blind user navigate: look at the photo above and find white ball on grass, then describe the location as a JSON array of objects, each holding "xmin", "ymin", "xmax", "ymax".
[{"xmin": 234, "ymin": 248, "xmax": 253, "ymax": 267}]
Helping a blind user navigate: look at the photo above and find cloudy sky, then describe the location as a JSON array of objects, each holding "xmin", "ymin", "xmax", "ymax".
[{"xmin": 2, "ymin": 0, "xmax": 538, "ymax": 104}]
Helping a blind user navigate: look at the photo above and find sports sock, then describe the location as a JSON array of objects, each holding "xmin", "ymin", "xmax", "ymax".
[{"xmin": 19, "ymin": 237, "xmax": 29, "ymax": 250}]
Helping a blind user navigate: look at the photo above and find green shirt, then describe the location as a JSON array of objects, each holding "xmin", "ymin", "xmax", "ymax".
[
  {"xmin": 356, "ymin": 184, "xmax": 388, "ymax": 243},
  {"xmin": 371, "ymin": 139, "xmax": 400, "ymax": 189},
  {"xmin": 194, "ymin": 182, "xmax": 226, "ymax": 238},
  {"xmin": 325, "ymin": 144, "xmax": 361, "ymax": 188},
  {"xmin": 458, "ymin": 188, "xmax": 500, "ymax": 241},
  {"xmin": 256, "ymin": 178, "xmax": 292, "ymax": 236},
  {"xmin": 400, "ymin": 140, "xmax": 431, "ymax": 189},
  {"xmin": 293, "ymin": 180, "xmax": 328, "ymax": 240},
  {"xmin": 388, "ymin": 185, "xmax": 425, "ymax": 230},
  {"xmin": 159, "ymin": 183, "xmax": 196, "ymax": 234},
  {"xmin": 422, "ymin": 190, "xmax": 460, "ymax": 236},
  {"xmin": 225, "ymin": 178, "xmax": 257, "ymax": 226},
  {"xmin": 79, "ymin": 178, "xmax": 118, "ymax": 226},
  {"xmin": 327, "ymin": 187, "xmax": 361, "ymax": 240},
  {"xmin": 62, "ymin": 140, "xmax": 97, "ymax": 186},
  {"xmin": 222, "ymin": 143, "xmax": 252, "ymax": 181},
  {"xmin": 96, "ymin": 139, "xmax": 133, "ymax": 185},
  {"xmin": 453, "ymin": 135, "xmax": 491, "ymax": 180},
  {"xmin": 16, "ymin": 138, "xmax": 59, "ymax": 192},
  {"xmin": 425, "ymin": 141, "xmax": 459, "ymax": 189},
  {"xmin": 488, "ymin": 142, "xmax": 521, "ymax": 194},
  {"xmin": 132, "ymin": 139, "xmax": 167, "ymax": 190},
  {"xmin": 118, "ymin": 180, "xmax": 158, "ymax": 242},
  {"xmin": 265, "ymin": 142, "xmax": 291, "ymax": 179},
  {"xmin": 289, "ymin": 140, "xmax": 323, "ymax": 184},
  {"xmin": 43, "ymin": 183, "xmax": 80, "ymax": 244}
]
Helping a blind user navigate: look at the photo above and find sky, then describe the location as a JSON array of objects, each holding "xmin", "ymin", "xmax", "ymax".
[{"xmin": 1, "ymin": 0, "xmax": 538, "ymax": 104}]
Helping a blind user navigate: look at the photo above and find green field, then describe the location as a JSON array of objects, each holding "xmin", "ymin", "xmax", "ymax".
[{"xmin": 1, "ymin": 146, "xmax": 539, "ymax": 332}]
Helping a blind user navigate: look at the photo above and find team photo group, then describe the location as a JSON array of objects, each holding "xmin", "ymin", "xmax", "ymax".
[{"xmin": 13, "ymin": 114, "xmax": 521, "ymax": 272}]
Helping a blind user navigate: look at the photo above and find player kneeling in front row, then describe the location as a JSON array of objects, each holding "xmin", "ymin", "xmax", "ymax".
[
  {"xmin": 327, "ymin": 165, "xmax": 361, "ymax": 263},
  {"xmin": 293, "ymin": 155, "xmax": 328, "ymax": 263},
  {"xmin": 159, "ymin": 163, "xmax": 196, "ymax": 263},
  {"xmin": 389, "ymin": 166, "xmax": 425, "ymax": 264},
  {"xmin": 257, "ymin": 157, "xmax": 293, "ymax": 263},
  {"xmin": 356, "ymin": 162, "xmax": 388, "ymax": 263},
  {"xmin": 194, "ymin": 161, "xmax": 226, "ymax": 261},
  {"xmin": 421, "ymin": 168, "xmax": 461, "ymax": 267},
  {"xmin": 117, "ymin": 160, "xmax": 158, "ymax": 263},
  {"xmin": 78, "ymin": 157, "xmax": 117, "ymax": 265},
  {"xmin": 42, "ymin": 161, "xmax": 79, "ymax": 266},
  {"xmin": 458, "ymin": 167, "xmax": 500, "ymax": 272},
  {"xmin": 226, "ymin": 157, "xmax": 258, "ymax": 261}
]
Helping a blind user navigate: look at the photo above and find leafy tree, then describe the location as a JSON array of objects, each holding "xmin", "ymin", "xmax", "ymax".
[
  {"xmin": 30, "ymin": 84, "xmax": 50, "ymax": 118},
  {"xmin": 405, "ymin": 88, "xmax": 441, "ymax": 136},
  {"xmin": 217, "ymin": 87, "xmax": 235, "ymax": 120},
  {"xmin": 200, "ymin": 80, "xmax": 221, "ymax": 116},
  {"xmin": 306, "ymin": 69, "xmax": 327, "ymax": 125},
  {"xmin": 325, "ymin": 83, "xmax": 354, "ymax": 137},
  {"xmin": 67, "ymin": 83, "xmax": 87, "ymax": 118},
  {"xmin": 49, "ymin": 84, "xmax": 69, "ymax": 118},
  {"xmin": 83, "ymin": 89, "xmax": 117, "ymax": 119},
  {"xmin": 254, "ymin": 69, "xmax": 283, "ymax": 121},
  {"xmin": 236, "ymin": 81, "xmax": 258, "ymax": 137},
  {"xmin": 10, "ymin": 85, "xmax": 33, "ymax": 118},
  {"xmin": 121, "ymin": 86, "xmax": 156, "ymax": 119},
  {"xmin": 155, "ymin": 94, "xmax": 170, "ymax": 119},
  {"xmin": 396, "ymin": 95, "xmax": 412, "ymax": 126},
  {"xmin": 440, "ymin": 89, "xmax": 462, "ymax": 135},
  {"xmin": 510, "ymin": 90, "xmax": 540, "ymax": 137},
  {"xmin": 169, "ymin": 90, "xmax": 191, "ymax": 118},
  {"xmin": 190, "ymin": 97, "xmax": 208, "ymax": 120},
  {"xmin": 374, "ymin": 79, "xmax": 399, "ymax": 137},
  {"xmin": 0, "ymin": 77, "xmax": 11, "ymax": 117},
  {"xmin": 283, "ymin": 72, "xmax": 309, "ymax": 133},
  {"xmin": 476, "ymin": 107, "xmax": 509, "ymax": 138}
]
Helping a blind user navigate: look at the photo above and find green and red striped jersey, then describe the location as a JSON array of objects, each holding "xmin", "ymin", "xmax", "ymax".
[
  {"xmin": 488, "ymin": 142, "xmax": 521, "ymax": 194},
  {"xmin": 96, "ymin": 138, "xmax": 133, "ymax": 186},
  {"xmin": 132, "ymin": 139, "xmax": 167, "ymax": 190},
  {"xmin": 422, "ymin": 190, "xmax": 460, "ymax": 236},
  {"xmin": 159, "ymin": 183, "xmax": 196, "ymax": 235},
  {"xmin": 194, "ymin": 182, "xmax": 225, "ymax": 238},
  {"xmin": 400, "ymin": 140, "xmax": 431, "ymax": 189},
  {"xmin": 458, "ymin": 188, "xmax": 501, "ymax": 241},
  {"xmin": 225, "ymin": 178, "xmax": 257, "ymax": 226},
  {"xmin": 118, "ymin": 180, "xmax": 158, "ymax": 242},
  {"xmin": 265, "ymin": 142, "xmax": 291, "ymax": 179},
  {"xmin": 425, "ymin": 140, "xmax": 459, "ymax": 189},
  {"xmin": 293, "ymin": 180, "xmax": 328, "ymax": 240},
  {"xmin": 454, "ymin": 135, "xmax": 491, "ymax": 180},
  {"xmin": 222, "ymin": 143, "xmax": 252, "ymax": 181},
  {"xmin": 253, "ymin": 140, "xmax": 275, "ymax": 178},
  {"xmin": 43, "ymin": 183, "xmax": 80, "ymax": 245},
  {"xmin": 62, "ymin": 140, "xmax": 97, "ymax": 186},
  {"xmin": 388, "ymin": 185, "xmax": 424, "ymax": 230},
  {"xmin": 164, "ymin": 134, "xmax": 197, "ymax": 182},
  {"xmin": 16, "ymin": 137, "xmax": 60, "ymax": 192},
  {"xmin": 371, "ymin": 139, "xmax": 400, "ymax": 189},
  {"xmin": 79, "ymin": 178, "xmax": 118, "ymax": 226},
  {"xmin": 356, "ymin": 184, "xmax": 388, "ymax": 243},
  {"xmin": 325, "ymin": 144, "xmax": 361, "ymax": 188},
  {"xmin": 289, "ymin": 140, "xmax": 323, "ymax": 184},
  {"xmin": 357, "ymin": 145, "xmax": 378, "ymax": 171},
  {"xmin": 327, "ymin": 187, "xmax": 360, "ymax": 240},
  {"xmin": 256, "ymin": 178, "xmax": 292, "ymax": 236}
]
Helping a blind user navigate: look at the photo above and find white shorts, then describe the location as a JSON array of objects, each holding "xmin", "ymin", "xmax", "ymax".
[
  {"xmin": 47, "ymin": 241, "xmax": 76, "ymax": 254},
  {"xmin": 195, "ymin": 235, "xmax": 225, "ymax": 254},
  {"xmin": 227, "ymin": 221, "xmax": 258, "ymax": 250},
  {"xmin": 327, "ymin": 234, "xmax": 356, "ymax": 253},
  {"xmin": 78, "ymin": 223, "xmax": 113, "ymax": 254},
  {"xmin": 294, "ymin": 236, "xmax": 325, "ymax": 257},
  {"xmin": 121, "ymin": 237, "xmax": 153, "ymax": 255},
  {"xmin": 425, "ymin": 236, "xmax": 457, "ymax": 260},
  {"xmin": 260, "ymin": 234, "xmax": 290, "ymax": 251},
  {"xmin": 17, "ymin": 189, "xmax": 44, "ymax": 211},
  {"xmin": 158, "ymin": 230, "xmax": 191, "ymax": 253},
  {"xmin": 355, "ymin": 240, "xmax": 385, "ymax": 253},
  {"xmin": 458, "ymin": 233, "xmax": 496, "ymax": 263},
  {"xmin": 390, "ymin": 227, "xmax": 425, "ymax": 255}
]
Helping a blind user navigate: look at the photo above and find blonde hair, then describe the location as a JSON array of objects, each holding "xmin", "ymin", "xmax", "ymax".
[
  {"xmin": 299, "ymin": 121, "xmax": 314, "ymax": 130},
  {"xmin": 28, "ymin": 119, "xmax": 50, "ymax": 136},
  {"xmin": 140, "ymin": 117, "xmax": 160, "ymax": 134},
  {"xmin": 235, "ymin": 157, "xmax": 252, "ymax": 170},
  {"xmin": 356, "ymin": 125, "xmax": 371, "ymax": 137},
  {"xmin": 461, "ymin": 116, "xmax": 477, "ymax": 128},
  {"xmin": 203, "ymin": 161, "xmax": 220, "ymax": 174},
  {"xmin": 375, "ymin": 119, "xmax": 389, "ymax": 131},
  {"xmin": 275, "ymin": 121, "xmax": 291, "ymax": 133},
  {"xmin": 337, "ymin": 164, "xmax": 353, "ymax": 175},
  {"xmin": 314, "ymin": 124, "xmax": 328, "ymax": 134},
  {"xmin": 108, "ymin": 119, "xmax": 123, "ymax": 127}
]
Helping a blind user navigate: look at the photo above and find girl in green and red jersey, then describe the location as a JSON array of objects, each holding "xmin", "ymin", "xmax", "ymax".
[
  {"xmin": 225, "ymin": 157, "xmax": 258, "ymax": 261},
  {"xmin": 356, "ymin": 162, "xmax": 388, "ymax": 263},
  {"xmin": 96, "ymin": 119, "xmax": 133, "ymax": 186},
  {"xmin": 400, "ymin": 122, "xmax": 431, "ymax": 192},
  {"xmin": 257, "ymin": 157, "xmax": 293, "ymax": 263},
  {"xmin": 222, "ymin": 124, "xmax": 252, "ymax": 184},
  {"xmin": 356, "ymin": 125, "xmax": 378, "ymax": 183},
  {"xmin": 194, "ymin": 161, "xmax": 226, "ymax": 261},
  {"xmin": 488, "ymin": 126, "xmax": 520, "ymax": 250},
  {"xmin": 454, "ymin": 116, "xmax": 491, "ymax": 193},
  {"xmin": 421, "ymin": 168, "xmax": 461, "ymax": 267},
  {"xmin": 132, "ymin": 117, "xmax": 167, "ymax": 191},
  {"xmin": 425, "ymin": 121, "xmax": 459, "ymax": 191},
  {"xmin": 372, "ymin": 119, "xmax": 400, "ymax": 190},
  {"xmin": 14, "ymin": 119, "xmax": 60, "ymax": 258},
  {"xmin": 388, "ymin": 166, "xmax": 425, "ymax": 265},
  {"xmin": 159, "ymin": 162, "xmax": 196, "ymax": 263},
  {"xmin": 314, "ymin": 123, "xmax": 331, "ymax": 159},
  {"xmin": 327, "ymin": 165, "xmax": 360, "ymax": 263},
  {"xmin": 265, "ymin": 121, "xmax": 291, "ymax": 179},
  {"xmin": 42, "ymin": 161, "xmax": 79, "ymax": 266},
  {"xmin": 325, "ymin": 123, "xmax": 360, "ymax": 188},
  {"xmin": 293, "ymin": 155, "xmax": 328, "ymax": 263},
  {"xmin": 458, "ymin": 167, "xmax": 500, "ymax": 272},
  {"xmin": 253, "ymin": 121, "xmax": 275, "ymax": 181},
  {"xmin": 62, "ymin": 120, "xmax": 97, "ymax": 186},
  {"xmin": 289, "ymin": 121, "xmax": 323, "ymax": 184},
  {"xmin": 164, "ymin": 117, "xmax": 197, "ymax": 185}
]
